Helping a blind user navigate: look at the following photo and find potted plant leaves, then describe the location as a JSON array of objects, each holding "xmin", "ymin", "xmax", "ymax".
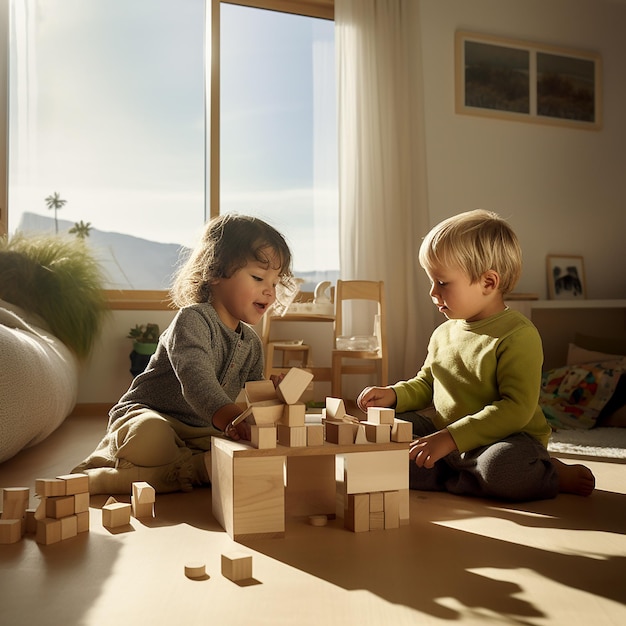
[{"xmin": 127, "ymin": 323, "xmax": 160, "ymax": 376}]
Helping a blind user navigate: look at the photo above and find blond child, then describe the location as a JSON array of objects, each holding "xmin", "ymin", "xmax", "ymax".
[
  {"xmin": 358, "ymin": 210, "xmax": 594, "ymax": 501},
  {"xmin": 73, "ymin": 214, "xmax": 293, "ymax": 493}
]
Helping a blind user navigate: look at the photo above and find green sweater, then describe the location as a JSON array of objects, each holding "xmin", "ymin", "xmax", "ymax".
[{"xmin": 393, "ymin": 308, "xmax": 551, "ymax": 452}]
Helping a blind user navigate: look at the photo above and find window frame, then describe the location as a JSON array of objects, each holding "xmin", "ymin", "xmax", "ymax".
[{"xmin": 1, "ymin": 0, "xmax": 335, "ymax": 310}]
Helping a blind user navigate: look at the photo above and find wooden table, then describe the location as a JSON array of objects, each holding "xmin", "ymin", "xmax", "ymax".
[{"xmin": 211, "ymin": 436, "xmax": 409, "ymax": 541}]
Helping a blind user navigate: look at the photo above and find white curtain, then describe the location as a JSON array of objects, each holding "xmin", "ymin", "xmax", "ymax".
[{"xmin": 335, "ymin": 0, "xmax": 433, "ymax": 390}]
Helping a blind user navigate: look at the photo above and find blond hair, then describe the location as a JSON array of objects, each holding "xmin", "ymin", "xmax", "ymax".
[{"xmin": 418, "ymin": 209, "xmax": 522, "ymax": 294}]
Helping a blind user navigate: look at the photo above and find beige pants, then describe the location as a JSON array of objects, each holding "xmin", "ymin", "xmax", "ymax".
[{"xmin": 72, "ymin": 407, "xmax": 219, "ymax": 494}]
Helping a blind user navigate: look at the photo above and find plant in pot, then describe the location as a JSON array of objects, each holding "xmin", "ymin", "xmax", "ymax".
[{"xmin": 127, "ymin": 323, "xmax": 160, "ymax": 376}]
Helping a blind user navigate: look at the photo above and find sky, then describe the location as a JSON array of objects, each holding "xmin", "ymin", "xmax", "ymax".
[{"xmin": 8, "ymin": 0, "xmax": 338, "ymax": 275}]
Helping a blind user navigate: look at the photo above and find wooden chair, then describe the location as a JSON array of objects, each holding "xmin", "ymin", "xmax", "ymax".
[
  {"xmin": 331, "ymin": 280, "xmax": 388, "ymax": 399},
  {"xmin": 262, "ymin": 292, "xmax": 314, "ymax": 378}
]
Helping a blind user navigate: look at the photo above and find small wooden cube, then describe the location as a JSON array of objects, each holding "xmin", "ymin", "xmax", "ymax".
[
  {"xmin": 280, "ymin": 403, "xmax": 306, "ymax": 427},
  {"xmin": 2, "ymin": 487, "xmax": 30, "ymax": 520},
  {"xmin": 306, "ymin": 423, "xmax": 324, "ymax": 447},
  {"xmin": 76, "ymin": 511, "xmax": 90, "ymax": 533},
  {"xmin": 367, "ymin": 407, "xmax": 395, "ymax": 425},
  {"xmin": 369, "ymin": 510, "xmax": 385, "ymax": 530},
  {"xmin": 132, "ymin": 499, "xmax": 154, "ymax": 519},
  {"xmin": 46, "ymin": 496, "xmax": 75, "ymax": 520},
  {"xmin": 102, "ymin": 502, "xmax": 131, "ymax": 529},
  {"xmin": 36, "ymin": 518, "xmax": 62, "ymax": 545},
  {"xmin": 0, "ymin": 519, "xmax": 22, "ymax": 544},
  {"xmin": 391, "ymin": 418, "xmax": 413, "ymax": 443},
  {"xmin": 57, "ymin": 473, "xmax": 90, "ymax": 495},
  {"xmin": 35, "ymin": 478, "xmax": 65, "ymax": 498},
  {"xmin": 251, "ymin": 425, "xmax": 277, "ymax": 449},
  {"xmin": 345, "ymin": 493, "xmax": 369, "ymax": 533},
  {"xmin": 25, "ymin": 509, "xmax": 38, "ymax": 534},
  {"xmin": 221, "ymin": 551, "xmax": 253, "ymax": 582},
  {"xmin": 60, "ymin": 515, "xmax": 78, "ymax": 540},
  {"xmin": 369, "ymin": 492, "xmax": 384, "ymax": 512},
  {"xmin": 132, "ymin": 481, "xmax": 156, "ymax": 505},
  {"xmin": 384, "ymin": 490, "xmax": 400, "ymax": 529},
  {"xmin": 277, "ymin": 424, "xmax": 307, "ymax": 448},
  {"xmin": 364, "ymin": 422, "xmax": 390, "ymax": 443},
  {"xmin": 277, "ymin": 368, "xmax": 313, "ymax": 405},
  {"xmin": 325, "ymin": 420, "xmax": 357, "ymax": 445},
  {"xmin": 74, "ymin": 492, "xmax": 90, "ymax": 514}
]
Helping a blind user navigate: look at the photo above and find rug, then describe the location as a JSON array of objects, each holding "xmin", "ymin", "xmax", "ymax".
[{"xmin": 548, "ymin": 427, "xmax": 626, "ymax": 459}]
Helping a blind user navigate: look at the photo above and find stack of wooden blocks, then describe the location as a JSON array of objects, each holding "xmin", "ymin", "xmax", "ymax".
[
  {"xmin": 243, "ymin": 367, "xmax": 323, "ymax": 449},
  {"xmin": 0, "ymin": 473, "xmax": 90, "ymax": 545},
  {"xmin": 323, "ymin": 399, "xmax": 413, "ymax": 446}
]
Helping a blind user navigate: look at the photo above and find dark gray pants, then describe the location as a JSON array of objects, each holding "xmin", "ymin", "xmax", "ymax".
[{"xmin": 400, "ymin": 412, "xmax": 559, "ymax": 502}]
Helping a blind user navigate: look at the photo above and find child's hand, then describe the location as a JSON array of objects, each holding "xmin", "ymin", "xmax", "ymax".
[
  {"xmin": 356, "ymin": 386, "xmax": 397, "ymax": 413},
  {"xmin": 225, "ymin": 419, "xmax": 251, "ymax": 442},
  {"xmin": 409, "ymin": 429, "xmax": 457, "ymax": 468}
]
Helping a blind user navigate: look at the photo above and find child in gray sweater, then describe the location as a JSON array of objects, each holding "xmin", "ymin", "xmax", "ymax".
[{"xmin": 73, "ymin": 214, "xmax": 293, "ymax": 494}]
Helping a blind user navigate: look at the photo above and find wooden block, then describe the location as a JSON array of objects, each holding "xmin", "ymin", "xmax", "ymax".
[
  {"xmin": 391, "ymin": 418, "xmax": 413, "ymax": 443},
  {"xmin": 306, "ymin": 423, "xmax": 324, "ymax": 447},
  {"xmin": 364, "ymin": 422, "xmax": 391, "ymax": 443},
  {"xmin": 35, "ymin": 478, "xmax": 65, "ymax": 498},
  {"xmin": 250, "ymin": 400, "xmax": 284, "ymax": 425},
  {"xmin": 277, "ymin": 368, "xmax": 314, "ymax": 405},
  {"xmin": 73, "ymin": 492, "xmax": 90, "ymax": 514},
  {"xmin": 2, "ymin": 487, "xmax": 29, "ymax": 520},
  {"xmin": 251, "ymin": 425, "xmax": 277, "ymax": 449},
  {"xmin": 399, "ymin": 488, "xmax": 410, "ymax": 525},
  {"xmin": 354, "ymin": 424, "xmax": 369, "ymax": 445},
  {"xmin": 25, "ymin": 509, "xmax": 37, "ymax": 534},
  {"xmin": 185, "ymin": 562, "xmax": 207, "ymax": 579},
  {"xmin": 342, "ymin": 449, "xmax": 409, "ymax": 494},
  {"xmin": 325, "ymin": 397, "xmax": 346, "ymax": 420},
  {"xmin": 325, "ymin": 420, "xmax": 357, "ymax": 445},
  {"xmin": 0, "ymin": 519, "xmax": 22, "ymax": 544},
  {"xmin": 367, "ymin": 407, "xmax": 395, "ymax": 425},
  {"xmin": 76, "ymin": 511, "xmax": 90, "ymax": 533},
  {"xmin": 45, "ymin": 496, "xmax": 75, "ymax": 520},
  {"xmin": 384, "ymin": 490, "xmax": 400, "ymax": 529},
  {"xmin": 36, "ymin": 518, "xmax": 62, "ymax": 545},
  {"xmin": 102, "ymin": 502, "xmax": 131, "ymax": 529},
  {"xmin": 211, "ymin": 438, "xmax": 285, "ymax": 540},
  {"xmin": 60, "ymin": 515, "xmax": 78, "ymax": 540},
  {"xmin": 221, "ymin": 551, "xmax": 253, "ymax": 581},
  {"xmin": 345, "ymin": 493, "xmax": 369, "ymax": 532},
  {"xmin": 280, "ymin": 402, "xmax": 306, "ymax": 427},
  {"xmin": 369, "ymin": 492, "xmax": 384, "ymax": 512},
  {"xmin": 245, "ymin": 379, "xmax": 277, "ymax": 404},
  {"xmin": 309, "ymin": 514, "xmax": 328, "ymax": 526},
  {"xmin": 369, "ymin": 510, "xmax": 385, "ymax": 530},
  {"xmin": 132, "ymin": 481, "xmax": 156, "ymax": 504},
  {"xmin": 277, "ymin": 424, "xmax": 307, "ymax": 448},
  {"xmin": 132, "ymin": 499, "xmax": 155, "ymax": 519},
  {"xmin": 57, "ymin": 473, "xmax": 89, "ymax": 495},
  {"xmin": 34, "ymin": 498, "xmax": 46, "ymax": 521}
]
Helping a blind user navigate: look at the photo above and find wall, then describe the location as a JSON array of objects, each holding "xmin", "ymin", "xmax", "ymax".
[{"xmin": 418, "ymin": 0, "xmax": 626, "ymax": 300}]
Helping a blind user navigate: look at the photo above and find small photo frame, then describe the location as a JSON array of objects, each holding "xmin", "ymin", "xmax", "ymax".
[{"xmin": 547, "ymin": 255, "xmax": 586, "ymax": 300}]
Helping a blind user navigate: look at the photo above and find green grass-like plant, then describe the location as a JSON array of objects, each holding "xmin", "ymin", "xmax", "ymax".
[{"xmin": 0, "ymin": 233, "xmax": 108, "ymax": 359}]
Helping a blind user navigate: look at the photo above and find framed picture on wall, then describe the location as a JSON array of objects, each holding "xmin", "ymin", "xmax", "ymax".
[
  {"xmin": 455, "ymin": 31, "xmax": 602, "ymax": 130},
  {"xmin": 547, "ymin": 255, "xmax": 587, "ymax": 300}
]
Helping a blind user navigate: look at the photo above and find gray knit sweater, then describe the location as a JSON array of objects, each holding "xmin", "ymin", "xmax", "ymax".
[{"xmin": 109, "ymin": 303, "xmax": 264, "ymax": 428}]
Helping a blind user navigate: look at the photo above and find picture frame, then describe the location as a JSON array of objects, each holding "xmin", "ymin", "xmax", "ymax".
[
  {"xmin": 546, "ymin": 255, "xmax": 586, "ymax": 300},
  {"xmin": 455, "ymin": 31, "xmax": 602, "ymax": 130}
]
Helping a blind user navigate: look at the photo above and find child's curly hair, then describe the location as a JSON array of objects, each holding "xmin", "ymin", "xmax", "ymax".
[{"xmin": 170, "ymin": 214, "xmax": 293, "ymax": 308}]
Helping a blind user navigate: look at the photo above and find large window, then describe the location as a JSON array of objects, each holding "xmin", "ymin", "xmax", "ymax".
[{"xmin": 7, "ymin": 0, "xmax": 338, "ymax": 292}]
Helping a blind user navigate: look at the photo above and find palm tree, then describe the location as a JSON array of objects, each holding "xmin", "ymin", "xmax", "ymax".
[
  {"xmin": 69, "ymin": 220, "xmax": 92, "ymax": 240},
  {"xmin": 44, "ymin": 192, "xmax": 67, "ymax": 234}
]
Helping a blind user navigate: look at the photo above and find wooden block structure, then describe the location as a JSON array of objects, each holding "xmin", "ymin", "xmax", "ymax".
[
  {"xmin": 221, "ymin": 551, "xmax": 253, "ymax": 582},
  {"xmin": 1, "ymin": 475, "xmax": 91, "ymax": 545},
  {"xmin": 131, "ymin": 481, "xmax": 156, "ymax": 518},
  {"xmin": 242, "ymin": 368, "xmax": 316, "ymax": 450}
]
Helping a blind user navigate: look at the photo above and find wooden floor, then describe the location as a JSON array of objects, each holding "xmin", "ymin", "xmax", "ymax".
[{"xmin": 1, "ymin": 413, "xmax": 625, "ymax": 626}]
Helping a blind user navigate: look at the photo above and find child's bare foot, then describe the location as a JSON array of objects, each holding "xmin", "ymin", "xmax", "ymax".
[{"xmin": 551, "ymin": 458, "xmax": 595, "ymax": 496}]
